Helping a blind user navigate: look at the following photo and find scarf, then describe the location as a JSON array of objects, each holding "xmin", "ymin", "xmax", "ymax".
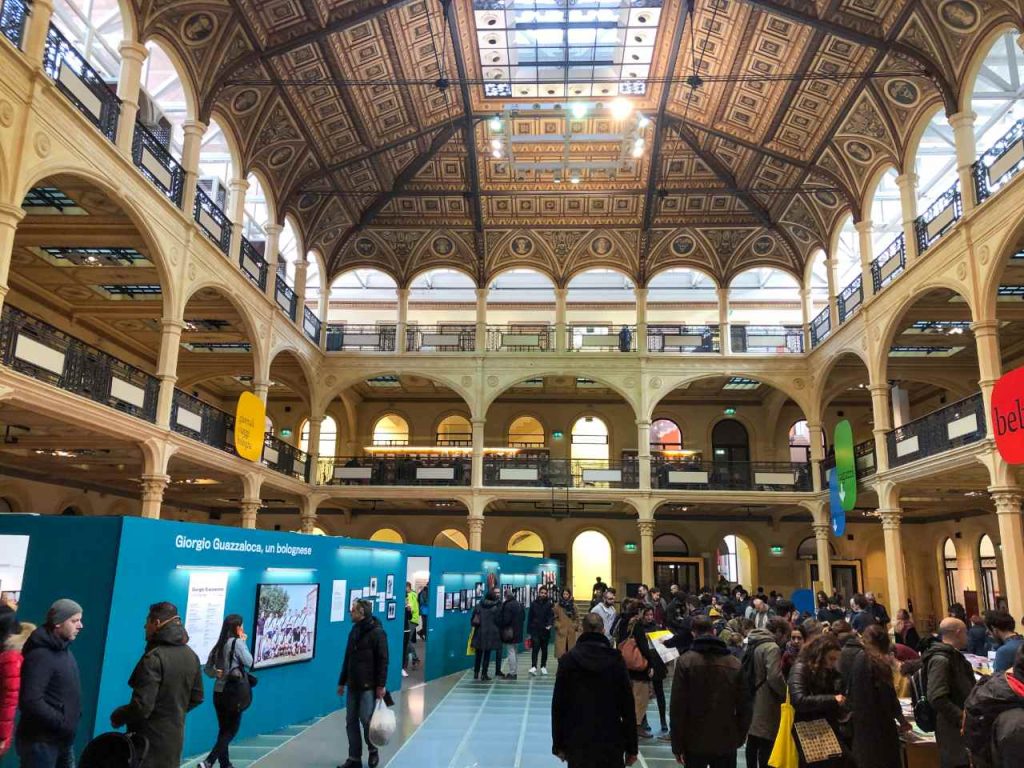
[{"xmin": 558, "ymin": 594, "xmax": 576, "ymax": 617}]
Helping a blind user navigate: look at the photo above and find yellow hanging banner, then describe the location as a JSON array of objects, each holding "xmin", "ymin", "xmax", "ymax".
[{"xmin": 234, "ymin": 391, "xmax": 266, "ymax": 462}]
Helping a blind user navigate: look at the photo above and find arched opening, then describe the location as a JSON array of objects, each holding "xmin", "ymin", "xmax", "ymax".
[
  {"xmin": 571, "ymin": 530, "xmax": 612, "ymax": 598},
  {"xmin": 0, "ymin": 498, "xmax": 14, "ymax": 514},
  {"xmin": 571, "ymin": 416, "xmax": 610, "ymax": 485},
  {"xmin": 138, "ymin": 40, "xmax": 196, "ymax": 160},
  {"xmin": 648, "ymin": 268, "xmax": 719, "ymax": 351},
  {"xmin": 325, "ymin": 269, "xmax": 399, "ymax": 351},
  {"xmin": 408, "ymin": 269, "xmax": 477, "ymax": 352},
  {"xmin": 979, "ymin": 534, "xmax": 1002, "ymax": 612},
  {"xmin": 486, "ymin": 269, "xmax": 556, "ymax": 351},
  {"xmin": 712, "ymin": 419, "xmax": 750, "ymax": 469},
  {"xmin": 728, "ymin": 269, "xmax": 803, "ymax": 352},
  {"xmin": 653, "ymin": 532, "xmax": 701, "ymax": 593},
  {"xmin": 868, "ymin": 167, "xmax": 902, "ymax": 258},
  {"xmin": 830, "ymin": 216, "xmax": 864, "ymax": 321},
  {"xmin": 507, "ymin": 530, "xmax": 545, "ymax": 557},
  {"xmin": 433, "ymin": 528, "xmax": 468, "ymax": 549},
  {"xmin": 50, "ymin": 0, "xmax": 125, "ymax": 79},
  {"xmin": 299, "ymin": 415, "xmax": 338, "ymax": 457},
  {"xmin": 650, "ymin": 418, "xmax": 682, "ymax": 451},
  {"xmin": 943, "ymin": 537, "xmax": 962, "ymax": 609},
  {"xmin": 60, "ymin": 506, "xmax": 82, "ymax": 516},
  {"xmin": 508, "ymin": 415, "xmax": 545, "ymax": 448},
  {"xmin": 372, "ymin": 414, "xmax": 410, "ymax": 447},
  {"xmin": 370, "ymin": 528, "xmax": 404, "ymax": 544},
  {"xmin": 566, "ymin": 269, "xmax": 636, "ymax": 351},
  {"xmin": 788, "ymin": 419, "xmax": 824, "ymax": 464},
  {"xmin": 796, "ymin": 537, "xmax": 837, "ymax": 560},
  {"xmin": 435, "ymin": 414, "xmax": 472, "ymax": 446},
  {"xmin": 717, "ymin": 534, "xmax": 754, "ymax": 588}
]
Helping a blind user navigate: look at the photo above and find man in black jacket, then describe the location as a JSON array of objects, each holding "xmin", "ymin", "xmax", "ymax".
[
  {"xmin": 552, "ymin": 612, "xmax": 638, "ymax": 768},
  {"xmin": 337, "ymin": 599, "xmax": 389, "ymax": 768},
  {"xmin": 527, "ymin": 585, "xmax": 554, "ymax": 676},
  {"xmin": 109, "ymin": 601, "xmax": 204, "ymax": 768},
  {"xmin": 671, "ymin": 616, "xmax": 751, "ymax": 768},
  {"xmin": 16, "ymin": 598, "xmax": 83, "ymax": 768},
  {"xmin": 923, "ymin": 617, "xmax": 976, "ymax": 768},
  {"xmin": 498, "ymin": 587, "xmax": 525, "ymax": 679},
  {"xmin": 963, "ymin": 644, "xmax": 1024, "ymax": 767}
]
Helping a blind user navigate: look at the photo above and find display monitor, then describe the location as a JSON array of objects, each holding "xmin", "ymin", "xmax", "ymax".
[{"xmin": 252, "ymin": 582, "xmax": 319, "ymax": 669}]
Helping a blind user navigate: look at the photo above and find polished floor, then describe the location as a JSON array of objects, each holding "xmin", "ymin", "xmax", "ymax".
[{"xmin": 181, "ymin": 654, "xmax": 748, "ymax": 767}]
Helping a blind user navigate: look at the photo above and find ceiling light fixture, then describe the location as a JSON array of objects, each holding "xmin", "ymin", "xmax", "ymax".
[
  {"xmin": 570, "ymin": 102, "xmax": 588, "ymax": 119},
  {"xmin": 492, "ymin": 149, "xmax": 503, "ymax": 159},
  {"xmin": 610, "ymin": 98, "xmax": 632, "ymax": 120},
  {"xmin": 490, "ymin": 115, "xmax": 502, "ymax": 131},
  {"xmin": 637, "ymin": 114, "xmax": 650, "ymax": 129},
  {"xmin": 570, "ymin": 175, "xmax": 581, "ymax": 185},
  {"xmin": 490, "ymin": 138, "xmax": 502, "ymax": 149}
]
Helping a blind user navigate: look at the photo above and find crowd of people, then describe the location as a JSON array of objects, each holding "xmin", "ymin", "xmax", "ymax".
[{"xmin": 549, "ymin": 577, "xmax": 1024, "ymax": 768}]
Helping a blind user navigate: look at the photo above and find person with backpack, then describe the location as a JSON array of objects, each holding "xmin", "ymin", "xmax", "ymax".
[
  {"xmin": 110, "ymin": 602, "xmax": 204, "ymax": 768},
  {"xmin": 963, "ymin": 643, "xmax": 1024, "ymax": 767},
  {"xmin": 498, "ymin": 587, "xmax": 524, "ymax": 679},
  {"xmin": 922, "ymin": 617, "xmax": 976, "ymax": 768},
  {"xmin": 847, "ymin": 624, "xmax": 911, "ymax": 768},
  {"xmin": 614, "ymin": 600, "xmax": 651, "ymax": 739},
  {"xmin": 743, "ymin": 617, "xmax": 789, "ymax": 768},
  {"xmin": 198, "ymin": 613, "xmax": 254, "ymax": 768},
  {"xmin": 471, "ymin": 588, "xmax": 501, "ymax": 681},
  {"xmin": 635, "ymin": 606, "xmax": 669, "ymax": 740}
]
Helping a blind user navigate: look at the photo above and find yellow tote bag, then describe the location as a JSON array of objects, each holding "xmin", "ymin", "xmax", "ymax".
[
  {"xmin": 466, "ymin": 627, "xmax": 476, "ymax": 656},
  {"xmin": 768, "ymin": 689, "xmax": 799, "ymax": 768}
]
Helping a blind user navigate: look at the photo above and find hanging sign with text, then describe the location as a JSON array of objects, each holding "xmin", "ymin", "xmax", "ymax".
[
  {"xmin": 833, "ymin": 419, "xmax": 856, "ymax": 513},
  {"xmin": 234, "ymin": 391, "xmax": 266, "ymax": 462},
  {"xmin": 992, "ymin": 366, "xmax": 1024, "ymax": 463}
]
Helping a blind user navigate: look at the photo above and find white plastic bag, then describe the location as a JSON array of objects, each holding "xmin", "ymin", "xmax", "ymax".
[{"xmin": 368, "ymin": 698, "xmax": 396, "ymax": 747}]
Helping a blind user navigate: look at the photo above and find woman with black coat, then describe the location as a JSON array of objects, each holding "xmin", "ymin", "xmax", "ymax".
[
  {"xmin": 788, "ymin": 634, "xmax": 851, "ymax": 768},
  {"xmin": 635, "ymin": 606, "xmax": 669, "ymax": 738},
  {"xmin": 471, "ymin": 588, "xmax": 502, "ymax": 680},
  {"xmin": 847, "ymin": 625, "xmax": 910, "ymax": 768}
]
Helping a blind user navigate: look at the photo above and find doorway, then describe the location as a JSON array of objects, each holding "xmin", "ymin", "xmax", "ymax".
[
  {"xmin": 712, "ymin": 419, "xmax": 750, "ymax": 487},
  {"xmin": 572, "ymin": 530, "xmax": 612, "ymax": 599},
  {"xmin": 653, "ymin": 533, "xmax": 702, "ymax": 593},
  {"xmin": 405, "ymin": 555, "xmax": 430, "ymax": 686},
  {"xmin": 808, "ymin": 561, "xmax": 862, "ymax": 601}
]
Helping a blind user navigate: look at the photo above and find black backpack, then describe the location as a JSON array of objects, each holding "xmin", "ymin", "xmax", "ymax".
[
  {"xmin": 79, "ymin": 732, "xmax": 148, "ymax": 768},
  {"xmin": 741, "ymin": 637, "xmax": 771, "ymax": 701},
  {"xmin": 963, "ymin": 673, "xmax": 1024, "ymax": 768},
  {"xmin": 910, "ymin": 662, "xmax": 938, "ymax": 733}
]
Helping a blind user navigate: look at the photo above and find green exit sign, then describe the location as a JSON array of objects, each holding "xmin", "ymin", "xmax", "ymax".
[
  {"xmin": 624, "ymin": 542, "xmax": 637, "ymax": 552},
  {"xmin": 280, "ymin": 428, "xmax": 292, "ymax": 437},
  {"xmin": 770, "ymin": 545, "xmax": 784, "ymax": 556},
  {"xmin": 552, "ymin": 430, "xmax": 564, "ymax": 439}
]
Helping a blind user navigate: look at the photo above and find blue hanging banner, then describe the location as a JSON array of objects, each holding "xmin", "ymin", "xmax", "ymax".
[{"xmin": 829, "ymin": 470, "xmax": 846, "ymax": 537}]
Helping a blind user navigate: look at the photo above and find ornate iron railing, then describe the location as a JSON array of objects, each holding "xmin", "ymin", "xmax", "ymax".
[
  {"xmin": 325, "ymin": 324, "xmax": 397, "ymax": 352},
  {"xmin": 731, "ymin": 325, "xmax": 804, "ymax": 354},
  {"xmin": 651, "ymin": 459, "xmax": 812, "ymax": 491},
  {"xmin": 238, "ymin": 237, "xmax": 268, "ymax": 290},
  {"xmin": 262, "ymin": 434, "xmax": 310, "ymax": 481},
  {"xmin": 647, "ymin": 324, "xmax": 720, "ymax": 353},
  {"xmin": 302, "ymin": 306, "xmax": 321, "ymax": 345},
  {"xmin": 567, "ymin": 326, "xmax": 637, "ymax": 352},
  {"xmin": 483, "ymin": 457, "xmax": 639, "ymax": 489},
  {"xmin": 838, "ymin": 275, "xmax": 863, "ymax": 323},
  {"xmin": 170, "ymin": 390, "xmax": 236, "ymax": 455},
  {"xmin": 485, "ymin": 325, "xmax": 553, "ymax": 352},
  {"xmin": 435, "ymin": 432, "xmax": 472, "ymax": 446},
  {"xmin": 275, "ymin": 273, "xmax": 297, "ymax": 320},
  {"xmin": 1, "ymin": 0, "xmax": 30, "ymax": 48},
  {"xmin": 854, "ymin": 439, "xmax": 876, "ymax": 477},
  {"xmin": 131, "ymin": 121, "xmax": 185, "ymax": 208},
  {"xmin": 973, "ymin": 117, "xmax": 1024, "ymax": 204},
  {"xmin": 915, "ymin": 181, "xmax": 962, "ymax": 254},
  {"xmin": 871, "ymin": 234, "xmax": 906, "ymax": 293},
  {"xmin": 810, "ymin": 307, "xmax": 831, "ymax": 348},
  {"xmin": 193, "ymin": 185, "xmax": 232, "ymax": 255},
  {"xmin": 322, "ymin": 455, "xmax": 471, "ymax": 486},
  {"xmin": 406, "ymin": 324, "xmax": 476, "ymax": 352},
  {"xmin": 0, "ymin": 305, "xmax": 159, "ymax": 421},
  {"xmin": 886, "ymin": 392, "xmax": 986, "ymax": 468},
  {"xmin": 42, "ymin": 23, "xmax": 121, "ymax": 142}
]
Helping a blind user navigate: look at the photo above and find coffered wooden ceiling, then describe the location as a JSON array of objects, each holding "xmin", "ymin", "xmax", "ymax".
[{"xmin": 129, "ymin": 0, "xmax": 1021, "ymax": 285}]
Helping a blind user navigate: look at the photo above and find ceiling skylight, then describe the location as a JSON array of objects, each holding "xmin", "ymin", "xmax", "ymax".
[{"xmin": 474, "ymin": 0, "xmax": 662, "ymax": 99}]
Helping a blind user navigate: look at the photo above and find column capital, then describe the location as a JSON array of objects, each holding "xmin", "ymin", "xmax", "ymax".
[
  {"xmin": 471, "ymin": 417, "xmax": 486, "ymax": 427},
  {"xmin": 949, "ymin": 111, "xmax": 977, "ymax": 130},
  {"xmin": 971, "ymin": 320, "xmax": 999, "ymax": 335},
  {"xmin": 182, "ymin": 120, "xmax": 207, "ymax": 137},
  {"xmin": 118, "ymin": 40, "xmax": 148, "ymax": 62},
  {"xmin": 895, "ymin": 172, "xmax": 919, "ymax": 190},
  {"xmin": 140, "ymin": 474, "xmax": 170, "ymax": 499},
  {"xmin": 878, "ymin": 509, "xmax": 902, "ymax": 529},
  {"xmin": 637, "ymin": 520, "xmax": 656, "ymax": 536},
  {"xmin": 263, "ymin": 222, "xmax": 284, "ymax": 237},
  {"xmin": 475, "ymin": 287, "xmax": 488, "ymax": 299},
  {"xmin": 467, "ymin": 515, "xmax": 485, "ymax": 531},
  {"xmin": 161, "ymin": 317, "xmax": 185, "ymax": 332},
  {"xmin": 854, "ymin": 219, "xmax": 873, "ymax": 235},
  {"xmin": 240, "ymin": 498, "xmax": 261, "ymax": 529},
  {"xmin": 0, "ymin": 203, "xmax": 26, "ymax": 227},
  {"xmin": 228, "ymin": 177, "xmax": 249, "ymax": 194},
  {"xmin": 812, "ymin": 521, "xmax": 831, "ymax": 539},
  {"xmin": 634, "ymin": 286, "xmax": 648, "ymax": 299},
  {"xmin": 635, "ymin": 419, "xmax": 651, "ymax": 429},
  {"xmin": 868, "ymin": 383, "xmax": 890, "ymax": 397},
  {"xmin": 990, "ymin": 490, "xmax": 1023, "ymax": 515}
]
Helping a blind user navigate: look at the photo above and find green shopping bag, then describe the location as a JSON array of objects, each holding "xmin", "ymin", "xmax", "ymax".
[{"xmin": 769, "ymin": 689, "xmax": 799, "ymax": 768}]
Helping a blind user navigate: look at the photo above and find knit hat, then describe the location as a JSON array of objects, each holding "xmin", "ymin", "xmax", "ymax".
[
  {"xmin": 0, "ymin": 605, "xmax": 20, "ymax": 641},
  {"xmin": 46, "ymin": 598, "xmax": 83, "ymax": 627}
]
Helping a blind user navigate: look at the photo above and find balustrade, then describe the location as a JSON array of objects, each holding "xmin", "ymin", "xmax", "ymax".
[
  {"xmin": 973, "ymin": 117, "xmax": 1024, "ymax": 203},
  {"xmin": 838, "ymin": 275, "xmax": 863, "ymax": 323},
  {"xmin": 275, "ymin": 273, "xmax": 297, "ymax": 321},
  {"xmin": 42, "ymin": 23, "xmax": 121, "ymax": 142},
  {"xmin": 325, "ymin": 324, "xmax": 397, "ymax": 352},
  {"xmin": 406, "ymin": 324, "xmax": 475, "ymax": 352},
  {"xmin": 886, "ymin": 393, "xmax": 986, "ymax": 468},
  {"xmin": 302, "ymin": 306, "xmax": 321, "ymax": 345},
  {"xmin": 810, "ymin": 307, "xmax": 831, "ymax": 348},
  {"xmin": 915, "ymin": 182, "xmax": 962, "ymax": 254},
  {"xmin": 485, "ymin": 325, "xmax": 553, "ymax": 352},
  {"xmin": 193, "ymin": 185, "xmax": 232, "ymax": 255},
  {"xmin": 238, "ymin": 238, "xmax": 269, "ymax": 291},
  {"xmin": 131, "ymin": 122, "xmax": 185, "ymax": 208},
  {"xmin": 567, "ymin": 326, "xmax": 637, "ymax": 352},
  {"xmin": 483, "ymin": 457, "xmax": 638, "ymax": 489},
  {"xmin": 647, "ymin": 324, "xmax": 720, "ymax": 353},
  {"xmin": 1, "ymin": 0, "xmax": 30, "ymax": 48},
  {"xmin": 323, "ymin": 455, "xmax": 471, "ymax": 486},
  {"xmin": 871, "ymin": 234, "xmax": 906, "ymax": 293},
  {"xmin": 263, "ymin": 434, "xmax": 310, "ymax": 481},
  {"xmin": 730, "ymin": 325, "xmax": 804, "ymax": 354},
  {"xmin": 651, "ymin": 459, "xmax": 812, "ymax": 491}
]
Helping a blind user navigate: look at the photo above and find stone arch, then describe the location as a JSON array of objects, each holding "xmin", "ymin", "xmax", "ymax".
[
  {"xmin": 648, "ymin": 373, "xmax": 812, "ymax": 424},
  {"xmin": 647, "ymin": 264, "xmax": 721, "ymax": 289},
  {"xmin": 958, "ymin": 22, "xmax": 1024, "ymax": 114},
  {"xmin": 142, "ymin": 33, "xmax": 200, "ymax": 123},
  {"xmin": 207, "ymin": 108, "xmax": 245, "ymax": 182},
  {"xmin": 901, "ymin": 102, "xmax": 946, "ymax": 176},
  {"xmin": 483, "ymin": 371, "xmax": 640, "ymax": 420},
  {"xmin": 180, "ymin": 280, "xmax": 267, "ymax": 379},
  {"xmin": 860, "ymin": 161, "xmax": 902, "ymax": 220},
  {"xmin": 266, "ymin": 346, "xmax": 316, "ymax": 408},
  {"xmin": 319, "ymin": 369, "xmax": 475, "ymax": 418}
]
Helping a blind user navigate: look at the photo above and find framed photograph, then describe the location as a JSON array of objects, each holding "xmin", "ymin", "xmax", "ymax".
[
  {"xmin": 368, "ymin": 576, "xmax": 378, "ymax": 596},
  {"xmin": 445, "ymin": 592, "xmax": 453, "ymax": 610},
  {"xmin": 475, "ymin": 582, "xmax": 483, "ymax": 597},
  {"xmin": 386, "ymin": 574, "xmax": 395, "ymax": 598},
  {"xmin": 253, "ymin": 583, "xmax": 319, "ymax": 670},
  {"xmin": 387, "ymin": 601, "xmax": 397, "ymax": 620}
]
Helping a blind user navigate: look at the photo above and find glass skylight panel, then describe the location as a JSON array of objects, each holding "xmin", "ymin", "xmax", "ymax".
[
  {"xmin": 475, "ymin": 0, "xmax": 661, "ymax": 99},
  {"xmin": 724, "ymin": 377, "xmax": 760, "ymax": 391}
]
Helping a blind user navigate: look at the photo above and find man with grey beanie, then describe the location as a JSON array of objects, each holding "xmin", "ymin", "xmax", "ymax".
[{"xmin": 16, "ymin": 598, "xmax": 83, "ymax": 768}]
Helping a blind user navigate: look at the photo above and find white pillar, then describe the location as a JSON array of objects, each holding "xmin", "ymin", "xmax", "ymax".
[
  {"xmin": 895, "ymin": 172, "xmax": 919, "ymax": 260},
  {"xmin": 635, "ymin": 287, "xmax": 648, "ymax": 353},
  {"xmin": 800, "ymin": 287, "xmax": 812, "ymax": 352},
  {"xmin": 949, "ymin": 111, "xmax": 977, "ymax": 211},
  {"xmin": 555, "ymin": 287, "xmax": 568, "ymax": 352},
  {"xmin": 880, "ymin": 510, "xmax": 908, "ymax": 613},
  {"xmin": 305, "ymin": 415, "xmax": 323, "ymax": 484},
  {"xmin": 475, "ymin": 287, "xmax": 487, "ymax": 353},
  {"xmin": 22, "ymin": 0, "xmax": 54, "ymax": 66},
  {"xmin": 227, "ymin": 177, "xmax": 248, "ymax": 265},
  {"xmin": 890, "ymin": 383, "xmax": 911, "ymax": 428},
  {"xmin": 180, "ymin": 120, "xmax": 207, "ymax": 216},
  {"xmin": 855, "ymin": 219, "xmax": 873, "ymax": 298},
  {"xmin": 240, "ymin": 499, "xmax": 261, "ymax": 530},
  {"xmin": 991, "ymin": 490, "xmax": 1024, "ymax": 621},
  {"xmin": 974, "ymin": 320, "xmax": 1001, "ymax": 435},
  {"xmin": 263, "ymin": 223, "xmax": 283, "ymax": 301},
  {"xmin": 812, "ymin": 521, "xmax": 833, "ymax": 595},
  {"xmin": 396, "ymin": 287, "xmax": 409, "ymax": 353},
  {"xmin": 468, "ymin": 514, "xmax": 484, "ymax": 551},
  {"xmin": 717, "ymin": 286, "xmax": 729, "ymax": 354},
  {"xmin": 0, "ymin": 204, "xmax": 26, "ymax": 314},
  {"xmin": 825, "ymin": 257, "xmax": 839, "ymax": 330},
  {"xmin": 114, "ymin": 42, "xmax": 148, "ymax": 157},
  {"xmin": 471, "ymin": 418, "xmax": 485, "ymax": 488},
  {"xmin": 869, "ymin": 384, "xmax": 892, "ymax": 473},
  {"xmin": 299, "ymin": 496, "xmax": 319, "ymax": 533},
  {"xmin": 808, "ymin": 422, "xmax": 825, "ymax": 493},
  {"xmin": 155, "ymin": 319, "xmax": 183, "ymax": 428},
  {"xmin": 638, "ymin": 519, "xmax": 655, "ymax": 587},
  {"xmin": 637, "ymin": 420, "xmax": 651, "ymax": 491},
  {"xmin": 140, "ymin": 475, "xmax": 169, "ymax": 519},
  {"xmin": 253, "ymin": 381, "xmax": 270, "ymax": 405}
]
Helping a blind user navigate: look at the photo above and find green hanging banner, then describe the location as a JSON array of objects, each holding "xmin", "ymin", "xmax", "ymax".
[{"xmin": 833, "ymin": 419, "xmax": 857, "ymax": 513}]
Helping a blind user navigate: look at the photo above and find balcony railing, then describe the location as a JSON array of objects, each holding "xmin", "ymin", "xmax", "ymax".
[
  {"xmin": 886, "ymin": 392, "xmax": 986, "ymax": 468},
  {"xmin": 193, "ymin": 185, "xmax": 232, "ymax": 255},
  {"xmin": 871, "ymin": 234, "xmax": 906, "ymax": 293},
  {"xmin": 854, "ymin": 439, "xmax": 877, "ymax": 477},
  {"xmin": 325, "ymin": 324, "xmax": 397, "ymax": 352},
  {"xmin": 838, "ymin": 275, "xmax": 863, "ymax": 323},
  {"xmin": 275, "ymin": 274, "xmax": 297, "ymax": 321},
  {"xmin": 973, "ymin": 117, "xmax": 1024, "ymax": 204},
  {"xmin": 435, "ymin": 432, "xmax": 472, "ymax": 447},
  {"xmin": 568, "ymin": 327, "xmax": 637, "ymax": 352},
  {"xmin": 0, "ymin": 305, "xmax": 159, "ymax": 421},
  {"xmin": 263, "ymin": 434, "xmax": 309, "ymax": 481},
  {"xmin": 647, "ymin": 324, "xmax": 720, "ymax": 353},
  {"xmin": 131, "ymin": 121, "xmax": 185, "ymax": 208},
  {"xmin": 170, "ymin": 390, "xmax": 236, "ymax": 456},
  {"xmin": 238, "ymin": 237, "xmax": 268, "ymax": 291},
  {"xmin": 321, "ymin": 455, "xmax": 471, "ymax": 486},
  {"xmin": 42, "ymin": 23, "xmax": 121, "ymax": 142},
  {"xmin": 1, "ymin": 0, "xmax": 30, "ymax": 49},
  {"xmin": 485, "ymin": 325, "xmax": 553, "ymax": 352},
  {"xmin": 731, "ymin": 325, "xmax": 804, "ymax": 354},
  {"xmin": 915, "ymin": 181, "xmax": 962, "ymax": 254},
  {"xmin": 810, "ymin": 307, "xmax": 831, "ymax": 348},
  {"xmin": 406, "ymin": 324, "xmax": 475, "ymax": 352},
  {"xmin": 483, "ymin": 457, "xmax": 639, "ymax": 489},
  {"xmin": 302, "ymin": 306, "xmax": 321, "ymax": 345},
  {"xmin": 651, "ymin": 460, "xmax": 812, "ymax": 491}
]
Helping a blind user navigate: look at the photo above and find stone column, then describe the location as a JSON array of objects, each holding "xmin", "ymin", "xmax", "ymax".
[
  {"xmin": 471, "ymin": 418, "xmax": 485, "ymax": 488},
  {"xmin": 808, "ymin": 422, "xmax": 825, "ymax": 492},
  {"xmin": 155, "ymin": 319, "xmax": 183, "ymax": 428},
  {"xmin": 305, "ymin": 415, "xmax": 323, "ymax": 484},
  {"xmin": 22, "ymin": 0, "xmax": 54, "ymax": 66},
  {"xmin": 812, "ymin": 521, "xmax": 833, "ymax": 595},
  {"xmin": 636, "ymin": 420, "xmax": 651, "ymax": 491},
  {"xmin": 295, "ymin": 259, "xmax": 309, "ymax": 315},
  {"xmin": 299, "ymin": 495, "xmax": 319, "ymax": 534},
  {"xmin": 895, "ymin": 172, "xmax": 920, "ymax": 260},
  {"xmin": 991, "ymin": 490, "xmax": 1024, "ymax": 620},
  {"xmin": 240, "ymin": 499, "xmax": 261, "ymax": 530},
  {"xmin": 253, "ymin": 380, "xmax": 270, "ymax": 405},
  {"xmin": 318, "ymin": 288, "xmax": 330, "ymax": 352},
  {"xmin": 475, "ymin": 287, "xmax": 487, "ymax": 353},
  {"xmin": 973, "ymin": 320, "xmax": 1001, "ymax": 435},
  {"xmin": 555, "ymin": 287, "xmax": 568, "ymax": 352},
  {"xmin": 800, "ymin": 287, "xmax": 812, "ymax": 352},
  {"xmin": 869, "ymin": 384, "xmax": 892, "ymax": 473},
  {"xmin": 114, "ymin": 42, "xmax": 148, "ymax": 157},
  {"xmin": 635, "ymin": 287, "xmax": 648, "ymax": 353},
  {"xmin": 180, "ymin": 120, "xmax": 207, "ymax": 215},
  {"xmin": 717, "ymin": 286, "xmax": 729, "ymax": 354},
  {"xmin": 855, "ymin": 219, "xmax": 873, "ymax": 299},
  {"xmin": 825, "ymin": 258, "xmax": 839, "ymax": 330},
  {"xmin": 227, "ymin": 177, "xmax": 248, "ymax": 265},
  {"xmin": 263, "ymin": 223, "xmax": 283, "ymax": 301},
  {"xmin": 396, "ymin": 287, "xmax": 410, "ymax": 353},
  {"xmin": 0, "ymin": 204, "xmax": 26, "ymax": 314},
  {"xmin": 140, "ymin": 474, "xmax": 169, "ymax": 519},
  {"xmin": 949, "ymin": 111, "xmax": 977, "ymax": 211},
  {"xmin": 468, "ymin": 514, "xmax": 485, "ymax": 551},
  {"xmin": 638, "ymin": 519, "xmax": 656, "ymax": 588},
  {"xmin": 880, "ymin": 510, "xmax": 908, "ymax": 612}
]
